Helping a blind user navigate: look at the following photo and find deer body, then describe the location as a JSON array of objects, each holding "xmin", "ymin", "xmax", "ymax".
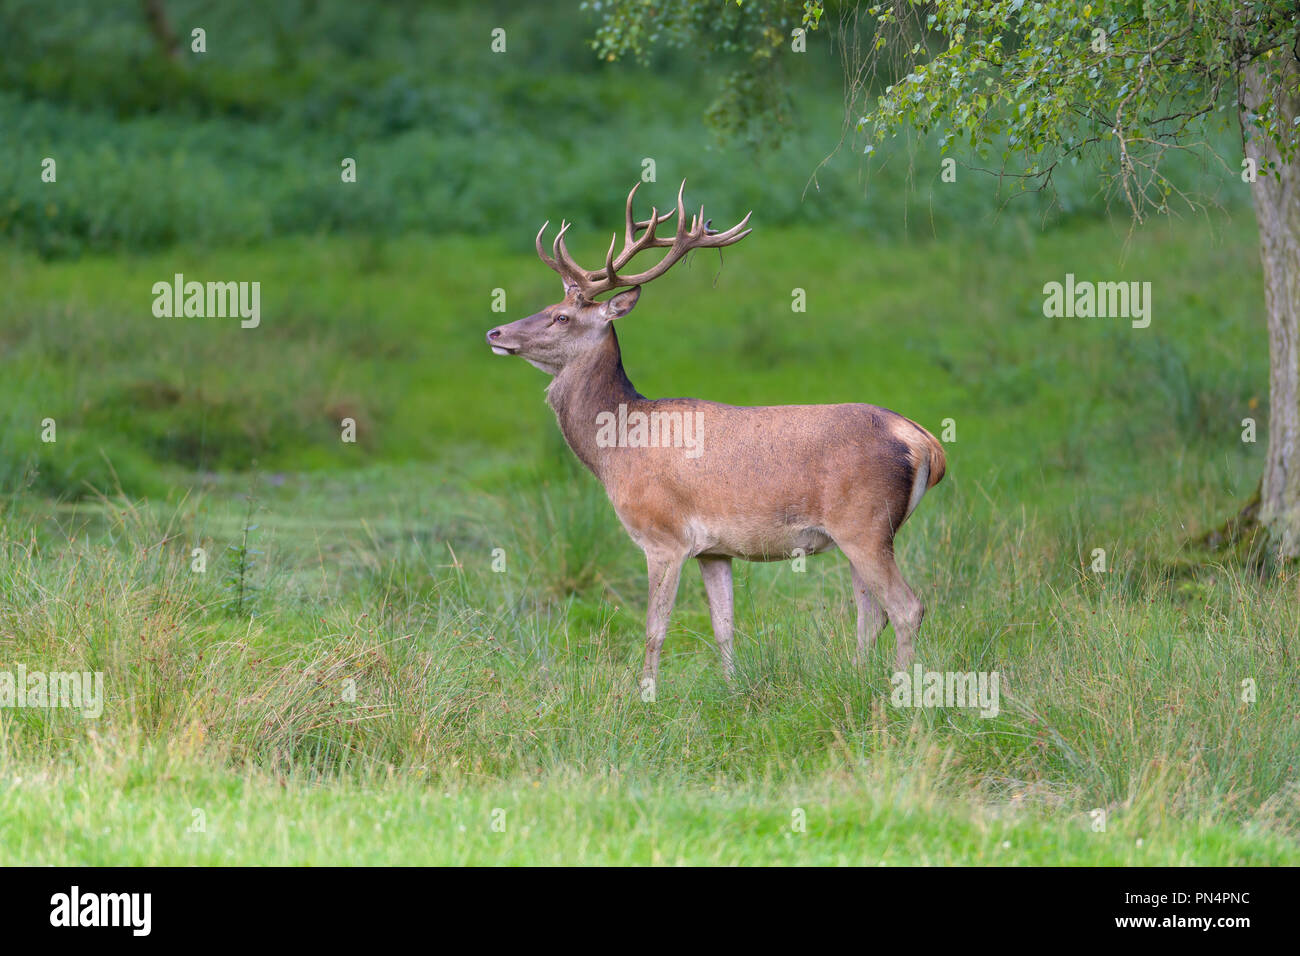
[{"xmin": 488, "ymin": 183, "xmax": 944, "ymax": 692}]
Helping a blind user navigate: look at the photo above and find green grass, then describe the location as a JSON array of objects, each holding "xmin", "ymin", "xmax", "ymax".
[
  {"xmin": 1, "ymin": 211, "xmax": 1298, "ymax": 864},
  {"xmin": 4, "ymin": 763, "xmax": 1292, "ymax": 865}
]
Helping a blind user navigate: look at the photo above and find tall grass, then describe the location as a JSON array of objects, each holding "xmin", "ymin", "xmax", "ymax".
[{"xmin": 2, "ymin": 477, "xmax": 1296, "ymax": 852}]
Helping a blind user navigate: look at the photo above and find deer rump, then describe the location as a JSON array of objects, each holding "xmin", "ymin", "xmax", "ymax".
[{"xmin": 593, "ymin": 398, "xmax": 945, "ymax": 563}]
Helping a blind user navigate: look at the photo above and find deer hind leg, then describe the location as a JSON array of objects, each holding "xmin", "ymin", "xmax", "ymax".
[
  {"xmin": 641, "ymin": 550, "xmax": 686, "ymax": 697},
  {"xmin": 851, "ymin": 561, "xmax": 888, "ymax": 664},
  {"xmin": 838, "ymin": 540, "xmax": 924, "ymax": 670},
  {"xmin": 697, "ymin": 555, "xmax": 735, "ymax": 678}
]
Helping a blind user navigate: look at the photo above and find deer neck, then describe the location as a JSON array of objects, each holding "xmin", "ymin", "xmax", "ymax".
[{"xmin": 546, "ymin": 328, "xmax": 642, "ymax": 479}]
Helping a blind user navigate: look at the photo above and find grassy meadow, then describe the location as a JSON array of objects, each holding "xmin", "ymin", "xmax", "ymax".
[{"xmin": 1, "ymin": 1, "xmax": 1297, "ymax": 865}]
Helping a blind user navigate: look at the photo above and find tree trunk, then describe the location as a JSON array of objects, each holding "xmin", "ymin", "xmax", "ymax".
[
  {"xmin": 1243, "ymin": 52, "xmax": 1300, "ymax": 558},
  {"xmin": 140, "ymin": 0, "xmax": 180, "ymax": 60}
]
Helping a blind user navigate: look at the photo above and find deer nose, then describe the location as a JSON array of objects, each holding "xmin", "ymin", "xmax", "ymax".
[{"xmin": 487, "ymin": 328, "xmax": 502, "ymax": 342}]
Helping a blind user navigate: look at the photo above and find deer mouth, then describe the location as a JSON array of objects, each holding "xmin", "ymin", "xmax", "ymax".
[{"xmin": 490, "ymin": 345, "xmax": 517, "ymax": 356}]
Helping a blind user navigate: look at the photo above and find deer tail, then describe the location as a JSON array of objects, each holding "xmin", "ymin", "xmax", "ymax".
[{"xmin": 924, "ymin": 428, "xmax": 946, "ymax": 488}]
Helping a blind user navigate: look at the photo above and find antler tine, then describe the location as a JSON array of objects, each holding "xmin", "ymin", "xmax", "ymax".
[
  {"xmin": 626, "ymin": 182, "xmax": 674, "ymax": 242},
  {"xmin": 552, "ymin": 220, "xmax": 587, "ymax": 280},
  {"xmin": 633, "ymin": 208, "xmax": 676, "ymax": 234},
  {"xmin": 539, "ymin": 182, "xmax": 753, "ymax": 299},
  {"xmin": 623, "ymin": 182, "xmax": 641, "ymax": 246},
  {"xmin": 551, "ymin": 219, "xmax": 568, "ymax": 262},
  {"xmin": 604, "ymin": 231, "xmax": 618, "ymax": 286},
  {"xmin": 629, "ymin": 181, "xmax": 688, "ymax": 252},
  {"xmin": 535, "ymin": 220, "xmax": 557, "ymax": 269},
  {"xmin": 610, "ymin": 202, "xmax": 665, "ymax": 273},
  {"xmin": 673, "ymin": 180, "xmax": 688, "ymax": 242},
  {"xmin": 696, "ymin": 210, "xmax": 753, "ymax": 246},
  {"xmin": 549, "ymin": 221, "xmax": 563, "ymax": 272}
]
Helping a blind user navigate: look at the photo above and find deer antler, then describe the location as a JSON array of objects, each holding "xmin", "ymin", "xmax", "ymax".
[{"xmin": 535, "ymin": 181, "xmax": 752, "ymax": 301}]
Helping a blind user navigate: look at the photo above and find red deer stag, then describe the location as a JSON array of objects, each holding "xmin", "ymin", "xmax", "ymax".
[{"xmin": 486, "ymin": 182, "xmax": 945, "ymax": 696}]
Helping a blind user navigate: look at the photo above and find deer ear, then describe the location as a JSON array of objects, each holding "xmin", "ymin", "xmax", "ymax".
[{"xmin": 599, "ymin": 286, "xmax": 641, "ymax": 322}]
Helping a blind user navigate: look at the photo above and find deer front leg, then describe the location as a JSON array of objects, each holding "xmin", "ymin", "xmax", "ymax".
[
  {"xmin": 641, "ymin": 551, "xmax": 685, "ymax": 699},
  {"xmin": 698, "ymin": 555, "xmax": 735, "ymax": 679}
]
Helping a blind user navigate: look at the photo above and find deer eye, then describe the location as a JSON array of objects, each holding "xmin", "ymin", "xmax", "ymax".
[{"xmin": 554, "ymin": 314, "xmax": 570, "ymax": 324}]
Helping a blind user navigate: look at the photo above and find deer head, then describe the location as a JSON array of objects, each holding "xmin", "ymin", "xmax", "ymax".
[{"xmin": 485, "ymin": 181, "xmax": 752, "ymax": 375}]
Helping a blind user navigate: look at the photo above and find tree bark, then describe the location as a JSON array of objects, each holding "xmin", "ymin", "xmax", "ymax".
[
  {"xmin": 1243, "ymin": 52, "xmax": 1300, "ymax": 558},
  {"xmin": 141, "ymin": 0, "xmax": 180, "ymax": 60}
]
